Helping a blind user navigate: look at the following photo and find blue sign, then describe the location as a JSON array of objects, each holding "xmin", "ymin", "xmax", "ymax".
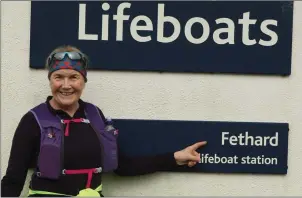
[
  {"xmin": 114, "ymin": 119, "xmax": 289, "ymax": 174},
  {"xmin": 30, "ymin": 1, "xmax": 293, "ymax": 75}
]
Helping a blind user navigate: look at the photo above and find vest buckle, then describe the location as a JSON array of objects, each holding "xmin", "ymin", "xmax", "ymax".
[
  {"xmin": 94, "ymin": 167, "xmax": 102, "ymax": 173},
  {"xmin": 82, "ymin": 118, "xmax": 90, "ymax": 123}
]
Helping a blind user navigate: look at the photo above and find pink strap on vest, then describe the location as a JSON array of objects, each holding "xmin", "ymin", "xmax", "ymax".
[
  {"xmin": 62, "ymin": 118, "xmax": 89, "ymax": 136},
  {"xmin": 64, "ymin": 168, "xmax": 98, "ymax": 188}
]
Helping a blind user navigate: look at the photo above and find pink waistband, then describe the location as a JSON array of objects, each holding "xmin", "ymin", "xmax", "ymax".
[{"xmin": 63, "ymin": 168, "xmax": 101, "ymax": 188}]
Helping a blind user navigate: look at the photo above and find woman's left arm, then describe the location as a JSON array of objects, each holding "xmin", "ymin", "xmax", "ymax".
[
  {"xmin": 94, "ymin": 107, "xmax": 207, "ymax": 176},
  {"xmin": 114, "ymin": 141, "xmax": 207, "ymax": 176}
]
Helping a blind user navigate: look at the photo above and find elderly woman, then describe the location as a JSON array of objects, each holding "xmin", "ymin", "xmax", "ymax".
[{"xmin": 1, "ymin": 45, "xmax": 207, "ymax": 197}]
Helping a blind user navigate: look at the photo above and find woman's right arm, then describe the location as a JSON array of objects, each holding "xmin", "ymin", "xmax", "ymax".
[{"xmin": 1, "ymin": 112, "xmax": 40, "ymax": 197}]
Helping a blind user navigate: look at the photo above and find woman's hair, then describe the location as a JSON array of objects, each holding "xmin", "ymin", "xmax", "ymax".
[{"xmin": 45, "ymin": 45, "xmax": 89, "ymax": 69}]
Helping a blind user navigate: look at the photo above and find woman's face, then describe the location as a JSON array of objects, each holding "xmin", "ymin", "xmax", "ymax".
[{"xmin": 49, "ymin": 69, "xmax": 85, "ymax": 108}]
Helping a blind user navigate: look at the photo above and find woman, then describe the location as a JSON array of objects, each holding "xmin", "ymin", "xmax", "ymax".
[{"xmin": 1, "ymin": 45, "xmax": 207, "ymax": 197}]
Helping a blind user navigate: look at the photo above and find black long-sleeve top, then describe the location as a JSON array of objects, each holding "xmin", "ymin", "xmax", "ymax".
[{"xmin": 1, "ymin": 96, "xmax": 178, "ymax": 197}]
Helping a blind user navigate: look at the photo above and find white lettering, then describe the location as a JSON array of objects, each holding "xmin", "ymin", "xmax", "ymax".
[
  {"xmin": 255, "ymin": 137, "xmax": 262, "ymax": 146},
  {"xmin": 238, "ymin": 12, "xmax": 257, "ymax": 46},
  {"xmin": 241, "ymin": 155, "xmax": 278, "ymax": 165},
  {"xmin": 184, "ymin": 17, "xmax": 210, "ymax": 44},
  {"xmin": 200, "ymin": 154, "xmax": 278, "ymax": 165},
  {"xmin": 157, "ymin": 4, "xmax": 181, "ymax": 43},
  {"xmin": 221, "ymin": 132, "xmax": 229, "ymax": 145},
  {"xmin": 245, "ymin": 132, "xmax": 254, "ymax": 146},
  {"xmin": 270, "ymin": 132, "xmax": 278, "ymax": 146},
  {"xmin": 78, "ymin": 3, "xmax": 280, "ymax": 46},
  {"xmin": 200, "ymin": 153, "xmax": 239, "ymax": 164},
  {"xmin": 78, "ymin": 4, "xmax": 98, "ymax": 40},
  {"xmin": 101, "ymin": 3, "xmax": 110, "ymax": 41},
  {"xmin": 229, "ymin": 135, "xmax": 237, "ymax": 145},
  {"xmin": 259, "ymin": 19, "xmax": 278, "ymax": 46},
  {"xmin": 113, "ymin": 2, "xmax": 131, "ymax": 41},
  {"xmin": 238, "ymin": 133, "xmax": 245, "ymax": 146},
  {"xmin": 130, "ymin": 15, "xmax": 153, "ymax": 42},
  {"xmin": 221, "ymin": 131, "xmax": 279, "ymax": 147},
  {"xmin": 213, "ymin": 18, "xmax": 235, "ymax": 44}
]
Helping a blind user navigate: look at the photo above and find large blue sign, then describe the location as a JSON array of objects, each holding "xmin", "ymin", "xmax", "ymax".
[
  {"xmin": 114, "ymin": 119, "xmax": 289, "ymax": 174},
  {"xmin": 30, "ymin": 1, "xmax": 293, "ymax": 75}
]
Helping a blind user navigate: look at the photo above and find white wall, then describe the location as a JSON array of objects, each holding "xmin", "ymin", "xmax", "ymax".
[{"xmin": 1, "ymin": 1, "xmax": 302, "ymax": 196}]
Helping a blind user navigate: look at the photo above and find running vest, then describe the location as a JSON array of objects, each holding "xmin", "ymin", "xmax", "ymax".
[{"xmin": 29, "ymin": 102, "xmax": 118, "ymax": 180}]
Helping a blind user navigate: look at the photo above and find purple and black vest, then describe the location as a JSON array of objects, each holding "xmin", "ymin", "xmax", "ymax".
[{"xmin": 29, "ymin": 102, "xmax": 118, "ymax": 180}]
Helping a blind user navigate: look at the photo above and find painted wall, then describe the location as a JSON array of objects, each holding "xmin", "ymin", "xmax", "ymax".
[{"xmin": 1, "ymin": 1, "xmax": 301, "ymax": 196}]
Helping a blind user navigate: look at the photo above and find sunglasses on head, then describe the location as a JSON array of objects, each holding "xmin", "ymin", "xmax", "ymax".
[{"xmin": 47, "ymin": 51, "xmax": 88, "ymax": 68}]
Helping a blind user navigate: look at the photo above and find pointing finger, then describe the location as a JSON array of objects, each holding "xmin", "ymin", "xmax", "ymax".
[
  {"xmin": 188, "ymin": 161, "xmax": 197, "ymax": 167},
  {"xmin": 193, "ymin": 151, "xmax": 199, "ymax": 156},
  {"xmin": 189, "ymin": 141, "xmax": 207, "ymax": 150}
]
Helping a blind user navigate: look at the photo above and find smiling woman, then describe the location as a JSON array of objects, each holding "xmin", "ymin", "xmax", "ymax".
[
  {"xmin": 46, "ymin": 46, "xmax": 88, "ymax": 117},
  {"xmin": 1, "ymin": 45, "xmax": 207, "ymax": 197},
  {"xmin": 49, "ymin": 69, "xmax": 85, "ymax": 117}
]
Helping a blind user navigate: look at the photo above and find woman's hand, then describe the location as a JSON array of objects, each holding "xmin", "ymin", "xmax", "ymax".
[{"xmin": 174, "ymin": 141, "xmax": 207, "ymax": 167}]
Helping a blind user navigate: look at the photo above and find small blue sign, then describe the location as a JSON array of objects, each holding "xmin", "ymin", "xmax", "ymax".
[
  {"xmin": 114, "ymin": 119, "xmax": 289, "ymax": 174},
  {"xmin": 30, "ymin": 1, "xmax": 293, "ymax": 75}
]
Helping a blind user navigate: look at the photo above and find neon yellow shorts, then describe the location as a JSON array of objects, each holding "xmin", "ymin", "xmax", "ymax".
[
  {"xmin": 77, "ymin": 188, "xmax": 101, "ymax": 196},
  {"xmin": 29, "ymin": 184, "xmax": 103, "ymax": 197}
]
